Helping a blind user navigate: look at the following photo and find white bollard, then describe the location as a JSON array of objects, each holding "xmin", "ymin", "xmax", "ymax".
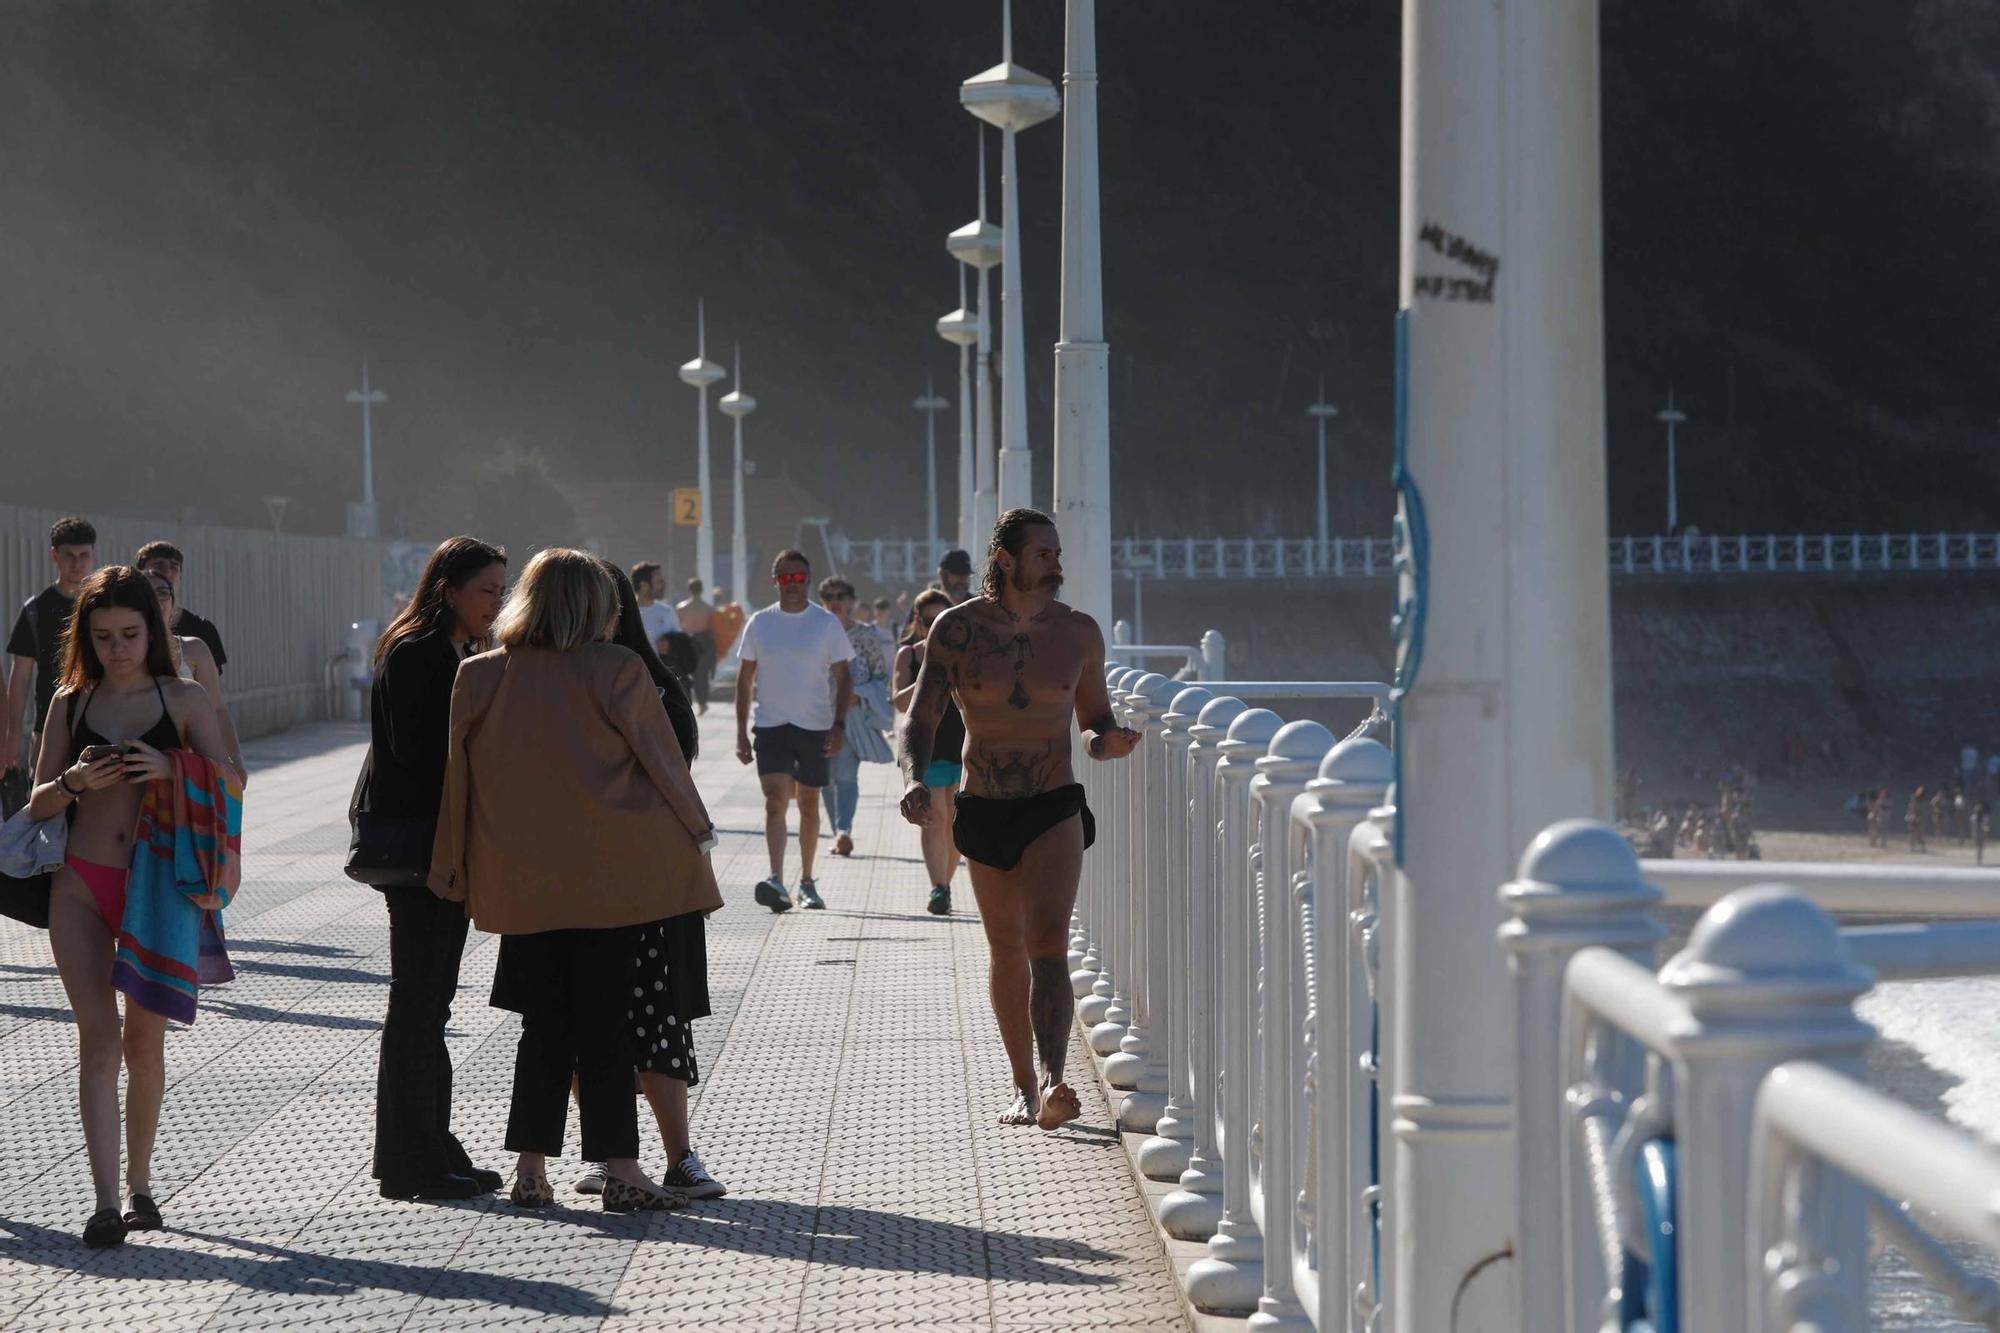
[
  {"xmin": 1288, "ymin": 737, "xmax": 1393, "ymax": 1326},
  {"xmin": 1498, "ymin": 820, "xmax": 1664, "ymax": 1333},
  {"xmin": 1118, "ymin": 673, "xmax": 1182, "ymax": 1131},
  {"xmin": 1140, "ymin": 684, "xmax": 1215, "ymax": 1181},
  {"xmin": 1108, "ymin": 672, "xmax": 1171, "ymax": 1101},
  {"xmin": 1187, "ymin": 707, "xmax": 1285, "ymax": 1315},
  {"xmin": 1161, "ymin": 693, "xmax": 1247, "ymax": 1240},
  {"xmin": 1661, "ymin": 887, "xmax": 1873, "ymax": 1331},
  {"xmin": 1201, "ymin": 628, "xmax": 1226, "ymax": 681},
  {"xmin": 1245, "ymin": 721, "xmax": 1336, "ymax": 1333}
]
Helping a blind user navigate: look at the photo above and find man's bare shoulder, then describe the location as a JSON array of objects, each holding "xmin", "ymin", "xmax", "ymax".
[{"xmin": 927, "ymin": 599, "xmax": 994, "ymax": 652}]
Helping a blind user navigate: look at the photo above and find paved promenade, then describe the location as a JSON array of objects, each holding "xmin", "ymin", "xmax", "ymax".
[{"xmin": 0, "ymin": 721, "xmax": 1187, "ymax": 1332}]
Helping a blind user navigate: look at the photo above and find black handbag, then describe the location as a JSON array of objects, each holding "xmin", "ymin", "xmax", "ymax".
[
  {"xmin": 343, "ymin": 759, "xmax": 435, "ymax": 889},
  {"xmin": 0, "ymin": 870, "xmax": 52, "ymax": 929},
  {"xmin": 0, "ymin": 768, "xmax": 28, "ymax": 820}
]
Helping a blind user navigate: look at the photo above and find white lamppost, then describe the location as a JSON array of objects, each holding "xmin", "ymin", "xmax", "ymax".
[
  {"xmin": 719, "ymin": 346, "xmax": 757, "ymax": 598},
  {"xmin": 1307, "ymin": 381, "xmax": 1339, "ymax": 572},
  {"xmin": 1659, "ymin": 389, "xmax": 1686, "ymax": 534},
  {"xmin": 915, "ymin": 378, "xmax": 951, "ymax": 566},
  {"xmin": 678, "ymin": 300, "xmax": 725, "ymax": 591},
  {"xmin": 1052, "ymin": 0, "xmax": 1112, "ymax": 629},
  {"xmin": 938, "ymin": 268, "xmax": 980, "ymax": 555},
  {"xmin": 963, "ymin": 0, "xmax": 1060, "ymax": 513},
  {"xmin": 948, "ymin": 131, "xmax": 1005, "ymax": 550},
  {"xmin": 343, "ymin": 358, "xmax": 385, "ymax": 539}
]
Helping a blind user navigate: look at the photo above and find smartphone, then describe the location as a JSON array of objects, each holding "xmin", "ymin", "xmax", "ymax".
[{"xmin": 78, "ymin": 745, "xmax": 122, "ymax": 764}]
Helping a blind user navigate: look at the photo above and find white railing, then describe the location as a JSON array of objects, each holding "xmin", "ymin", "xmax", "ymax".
[
  {"xmin": 2, "ymin": 503, "xmax": 384, "ymax": 741},
  {"xmin": 834, "ymin": 531, "xmax": 2000, "ymax": 583},
  {"xmin": 1076, "ymin": 648, "xmax": 2000, "ymax": 1332}
]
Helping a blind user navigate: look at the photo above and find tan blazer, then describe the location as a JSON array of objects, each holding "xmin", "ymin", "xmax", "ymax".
[{"xmin": 428, "ymin": 642, "xmax": 722, "ymax": 935}]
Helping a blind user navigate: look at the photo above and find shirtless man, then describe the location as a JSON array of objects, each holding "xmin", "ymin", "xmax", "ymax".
[
  {"xmin": 675, "ymin": 578, "xmax": 716, "ymax": 713},
  {"xmin": 899, "ymin": 508, "xmax": 1140, "ymax": 1129}
]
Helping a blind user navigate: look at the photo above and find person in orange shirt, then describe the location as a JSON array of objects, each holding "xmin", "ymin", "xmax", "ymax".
[{"xmin": 711, "ymin": 590, "xmax": 746, "ymax": 662}]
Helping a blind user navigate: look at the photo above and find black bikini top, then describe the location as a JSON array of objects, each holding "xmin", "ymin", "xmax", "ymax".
[{"xmin": 68, "ymin": 677, "xmax": 182, "ymax": 764}]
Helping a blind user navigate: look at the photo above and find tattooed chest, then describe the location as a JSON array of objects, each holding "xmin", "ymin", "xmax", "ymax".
[{"xmin": 940, "ymin": 618, "xmax": 1075, "ymax": 711}]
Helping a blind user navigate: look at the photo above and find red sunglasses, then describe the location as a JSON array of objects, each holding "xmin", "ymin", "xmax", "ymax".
[{"xmin": 773, "ymin": 572, "xmax": 809, "ymax": 586}]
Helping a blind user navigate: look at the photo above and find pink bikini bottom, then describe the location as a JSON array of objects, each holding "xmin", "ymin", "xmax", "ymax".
[{"xmin": 64, "ymin": 855, "xmax": 128, "ymax": 931}]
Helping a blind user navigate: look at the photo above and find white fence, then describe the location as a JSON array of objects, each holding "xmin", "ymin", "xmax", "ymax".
[
  {"xmin": 2, "ymin": 504, "xmax": 383, "ymax": 742},
  {"xmin": 1083, "ymin": 652, "xmax": 2000, "ymax": 1332},
  {"xmin": 835, "ymin": 531, "xmax": 2000, "ymax": 584}
]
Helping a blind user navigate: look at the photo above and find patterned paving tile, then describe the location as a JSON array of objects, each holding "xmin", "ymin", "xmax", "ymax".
[{"xmin": 0, "ymin": 719, "xmax": 1188, "ymax": 1331}]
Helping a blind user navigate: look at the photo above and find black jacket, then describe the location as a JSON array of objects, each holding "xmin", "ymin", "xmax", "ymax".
[{"xmin": 355, "ymin": 630, "xmax": 463, "ymax": 821}]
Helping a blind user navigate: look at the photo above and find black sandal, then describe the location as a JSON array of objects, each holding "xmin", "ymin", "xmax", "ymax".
[
  {"xmin": 82, "ymin": 1208, "xmax": 126, "ymax": 1248},
  {"xmin": 123, "ymin": 1193, "xmax": 162, "ymax": 1230}
]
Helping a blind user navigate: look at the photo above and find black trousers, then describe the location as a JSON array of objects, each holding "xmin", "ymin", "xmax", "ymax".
[
  {"xmin": 501, "ymin": 926, "xmax": 642, "ymax": 1162},
  {"xmin": 374, "ymin": 886, "xmax": 478, "ymax": 1181},
  {"xmin": 691, "ymin": 631, "xmax": 715, "ymax": 707}
]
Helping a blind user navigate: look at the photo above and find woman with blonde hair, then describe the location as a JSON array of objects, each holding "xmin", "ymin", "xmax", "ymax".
[{"xmin": 430, "ymin": 549, "xmax": 720, "ymax": 1212}]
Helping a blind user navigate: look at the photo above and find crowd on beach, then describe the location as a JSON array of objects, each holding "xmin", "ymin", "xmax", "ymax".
[{"xmin": 3, "ymin": 509, "xmax": 1135, "ymax": 1247}]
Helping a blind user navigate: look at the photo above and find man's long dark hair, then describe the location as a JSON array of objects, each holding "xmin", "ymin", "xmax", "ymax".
[
  {"xmin": 375, "ymin": 536, "xmax": 507, "ymax": 667},
  {"xmin": 980, "ymin": 507, "xmax": 1055, "ymax": 601},
  {"xmin": 601, "ymin": 559, "xmax": 699, "ymax": 762}
]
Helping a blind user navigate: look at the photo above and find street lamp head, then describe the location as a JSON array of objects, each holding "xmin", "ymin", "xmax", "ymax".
[
  {"xmin": 679, "ymin": 356, "xmax": 725, "ymax": 387},
  {"xmin": 937, "ymin": 306, "xmax": 980, "ymax": 346},
  {"xmin": 719, "ymin": 388, "xmax": 757, "ymax": 417},
  {"xmin": 1307, "ymin": 402, "xmax": 1339, "ymax": 422},
  {"xmin": 915, "ymin": 393, "xmax": 950, "ymax": 414},
  {"xmin": 960, "ymin": 61, "xmax": 1062, "ymax": 132},
  {"xmin": 947, "ymin": 219, "xmax": 1005, "ymax": 270}
]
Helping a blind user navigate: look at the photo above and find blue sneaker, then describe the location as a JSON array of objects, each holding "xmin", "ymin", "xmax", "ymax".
[
  {"xmin": 796, "ymin": 878, "xmax": 826, "ymax": 910},
  {"xmin": 753, "ymin": 877, "xmax": 792, "ymax": 913}
]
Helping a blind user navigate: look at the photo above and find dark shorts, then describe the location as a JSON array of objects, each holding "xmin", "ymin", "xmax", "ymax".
[
  {"xmin": 753, "ymin": 724, "xmax": 831, "ymax": 788},
  {"xmin": 953, "ymin": 784, "xmax": 1097, "ymax": 871}
]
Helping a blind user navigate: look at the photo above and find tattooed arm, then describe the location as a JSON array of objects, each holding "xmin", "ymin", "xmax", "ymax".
[
  {"xmin": 1073, "ymin": 616, "xmax": 1140, "ymax": 761},
  {"xmin": 897, "ymin": 613, "xmax": 963, "ymax": 825}
]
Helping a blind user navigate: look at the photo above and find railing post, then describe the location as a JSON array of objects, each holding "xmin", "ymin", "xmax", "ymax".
[
  {"xmin": 1163, "ymin": 694, "xmax": 1250, "ymax": 1241},
  {"xmin": 1499, "ymin": 820, "xmax": 1665, "ymax": 1333},
  {"xmin": 1112, "ymin": 673, "xmax": 1178, "ymax": 1129},
  {"xmin": 1290, "ymin": 737, "xmax": 1394, "ymax": 1326},
  {"xmin": 1142, "ymin": 686, "xmax": 1216, "ymax": 1181},
  {"xmin": 1080, "ymin": 666, "xmax": 1134, "ymax": 1026},
  {"xmin": 1075, "ymin": 662, "xmax": 1126, "ymax": 1005},
  {"xmin": 1187, "ymin": 707, "xmax": 1285, "ymax": 1315},
  {"xmin": 1200, "ymin": 629, "xmax": 1226, "ymax": 682},
  {"xmin": 1089, "ymin": 670, "xmax": 1149, "ymax": 1055},
  {"xmin": 1660, "ymin": 887, "xmax": 1874, "ymax": 1331},
  {"xmin": 1242, "ymin": 721, "xmax": 1337, "ymax": 1333}
]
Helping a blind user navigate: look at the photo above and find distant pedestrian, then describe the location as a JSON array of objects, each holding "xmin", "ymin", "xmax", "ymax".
[
  {"xmin": 350, "ymin": 536, "xmax": 509, "ymax": 1203},
  {"xmin": 135, "ymin": 542, "xmax": 228, "ymax": 679},
  {"xmin": 1977, "ymin": 801, "xmax": 1991, "ymax": 865},
  {"xmin": 675, "ymin": 578, "xmax": 716, "ymax": 714},
  {"xmin": 145, "ymin": 573, "xmax": 245, "ymax": 785},
  {"xmin": 933, "ymin": 548, "xmax": 974, "ymax": 604},
  {"xmin": 5, "ymin": 516, "xmax": 97, "ymax": 779},
  {"xmin": 733, "ymin": 550, "xmax": 853, "ymax": 912},
  {"xmin": 430, "ymin": 549, "xmax": 720, "ymax": 1213},
  {"xmin": 711, "ymin": 588, "xmax": 746, "ymax": 664},
  {"xmin": 1908, "ymin": 788, "xmax": 1927, "ymax": 852},
  {"xmin": 631, "ymin": 561, "xmax": 681, "ymax": 651},
  {"xmin": 818, "ymin": 577, "xmax": 894, "ymax": 859},
  {"xmin": 893, "ymin": 589, "xmax": 962, "ymax": 916}
]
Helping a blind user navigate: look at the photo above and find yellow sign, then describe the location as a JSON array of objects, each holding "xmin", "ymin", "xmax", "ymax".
[{"xmin": 673, "ymin": 488, "xmax": 702, "ymax": 526}]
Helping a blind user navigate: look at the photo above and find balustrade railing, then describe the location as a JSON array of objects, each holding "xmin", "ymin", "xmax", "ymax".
[
  {"xmin": 1077, "ymin": 642, "xmax": 2000, "ymax": 1332},
  {"xmin": 833, "ymin": 531, "xmax": 2000, "ymax": 583}
]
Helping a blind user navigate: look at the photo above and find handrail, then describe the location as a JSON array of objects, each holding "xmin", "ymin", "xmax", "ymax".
[
  {"xmin": 1644, "ymin": 859, "xmax": 2000, "ymax": 915},
  {"xmin": 1843, "ymin": 921, "xmax": 2000, "ymax": 979}
]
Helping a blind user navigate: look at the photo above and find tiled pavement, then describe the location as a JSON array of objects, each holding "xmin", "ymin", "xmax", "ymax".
[{"xmin": 0, "ymin": 720, "xmax": 1188, "ymax": 1332}]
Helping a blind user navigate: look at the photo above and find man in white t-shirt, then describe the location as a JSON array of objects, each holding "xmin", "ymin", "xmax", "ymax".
[
  {"xmin": 631, "ymin": 561, "xmax": 681, "ymax": 648},
  {"xmin": 735, "ymin": 549, "xmax": 854, "ymax": 911}
]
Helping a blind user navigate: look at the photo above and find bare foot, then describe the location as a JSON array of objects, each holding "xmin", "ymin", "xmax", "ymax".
[
  {"xmin": 1036, "ymin": 1082, "xmax": 1082, "ymax": 1131},
  {"xmin": 998, "ymin": 1090, "xmax": 1039, "ymax": 1125}
]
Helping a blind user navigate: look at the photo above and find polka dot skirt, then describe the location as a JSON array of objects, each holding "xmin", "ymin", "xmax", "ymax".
[{"xmin": 626, "ymin": 919, "xmax": 699, "ymax": 1084}]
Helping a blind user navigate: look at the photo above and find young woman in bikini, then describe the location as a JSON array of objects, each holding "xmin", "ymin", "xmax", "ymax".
[{"xmin": 23, "ymin": 566, "xmax": 232, "ymax": 1248}]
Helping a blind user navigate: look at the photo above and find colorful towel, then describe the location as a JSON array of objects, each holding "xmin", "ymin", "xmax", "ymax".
[{"xmin": 112, "ymin": 751, "xmax": 243, "ymax": 1023}]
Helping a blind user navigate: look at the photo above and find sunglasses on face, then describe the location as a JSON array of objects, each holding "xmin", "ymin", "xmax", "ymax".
[{"xmin": 774, "ymin": 572, "xmax": 809, "ymax": 586}]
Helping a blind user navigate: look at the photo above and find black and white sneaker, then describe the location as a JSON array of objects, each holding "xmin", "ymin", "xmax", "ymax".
[
  {"xmin": 927, "ymin": 885, "xmax": 952, "ymax": 916},
  {"xmin": 573, "ymin": 1162, "xmax": 608, "ymax": 1196},
  {"xmin": 753, "ymin": 877, "xmax": 792, "ymax": 913},
  {"xmin": 796, "ymin": 878, "xmax": 826, "ymax": 910},
  {"xmin": 661, "ymin": 1148, "xmax": 728, "ymax": 1200}
]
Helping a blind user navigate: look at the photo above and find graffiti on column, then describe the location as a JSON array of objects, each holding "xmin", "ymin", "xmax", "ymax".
[{"xmin": 1413, "ymin": 219, "xmax": 1499, "ymax": 303}]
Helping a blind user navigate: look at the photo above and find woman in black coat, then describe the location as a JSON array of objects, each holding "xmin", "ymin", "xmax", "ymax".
[{"xmin": 352, "ymin": 536, "xmax": 507, "ymax": 1200}]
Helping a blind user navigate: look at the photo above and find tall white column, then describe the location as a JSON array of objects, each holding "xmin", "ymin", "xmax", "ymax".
[
  {"xmin": 948, "ymin": 131, "xmax": 1006, "ymax": 558},
  {"xmin": 939, "ymin": 265, "xmax": 979, "ymax": 554},
  {"xmin": 678, "ymin": 300, "xmax": 725, "ymax": 592},
  {"xmin": 1052, "ymin": 0, "xmax": 1112, "ymax": 629},
  {"xmin": 344, "ymin": 359, "xmax": 386, "ymax": 539},
  {"xmin": 963, "ymin": 0, "xmax": 1059, "ymax": 517},
  {"xmin": 915, "ymin": 379, "xmax": 950, "ymax": 566},
  {"xmin": 719, "ymin": 346, "xmax": 757, "ymax": 598},
  {"xmin": 1388, "ymin": 0, "xmax": 1613, "ymax": 1323}
]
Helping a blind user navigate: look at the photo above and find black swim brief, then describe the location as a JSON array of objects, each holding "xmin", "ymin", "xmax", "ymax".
[{"xmin": 953, "ymin": 784, "xmax": 1097, "ymax": 871}]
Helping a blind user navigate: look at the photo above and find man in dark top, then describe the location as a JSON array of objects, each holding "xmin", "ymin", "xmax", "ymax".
[
  {"xmin": 137, "ymin": 541, "xmax": 228, "ymax": 673},
  {"xmin": 4, "ymin": 516, "xmax": 96, "ymax": 775}
]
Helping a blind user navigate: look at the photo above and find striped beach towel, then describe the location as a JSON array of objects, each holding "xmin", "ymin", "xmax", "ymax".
[{"xmin": 112, "ymin": 751, "xmax": 243, "ymax": 1024}]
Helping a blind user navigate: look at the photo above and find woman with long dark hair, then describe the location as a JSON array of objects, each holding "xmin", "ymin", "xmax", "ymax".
[
  {"xmin": 25, "ymin": 567, "xmax": 232, "ymax": 1246},
  {"xmin": 351, "ymin": 536, "xmax": 508, "ymax": 1201},
  {"xmin": 545, "ymin": 561, "xmax": 724, "ymax": 1201},
  {"xmin": 893, "ymin": 588, "xmax": 963, "ymax": 916}
]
